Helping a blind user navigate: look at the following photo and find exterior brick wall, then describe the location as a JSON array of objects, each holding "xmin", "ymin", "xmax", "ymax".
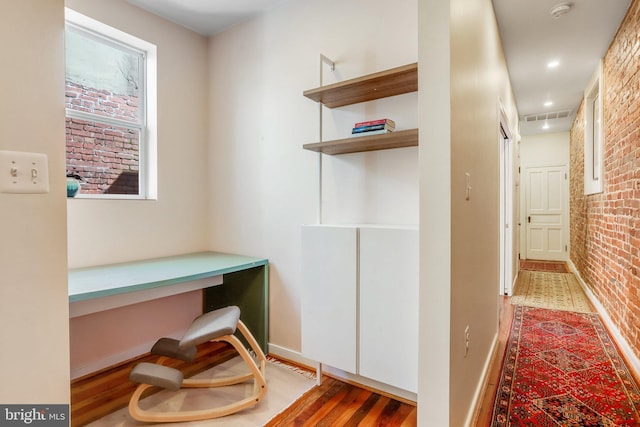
[
  {"xmin": 65, "ymin": 81, "xmax": 139, "ymax": 195},
  {"xmin": 570, "ymin": 0, "xmax": 640, "ymax": 355}
]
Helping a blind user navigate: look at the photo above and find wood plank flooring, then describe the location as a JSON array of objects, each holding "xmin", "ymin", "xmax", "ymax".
[
  {"xmin": 265, "ymin": 376, "xmax": 416, "ymax": 426},
  {"xmin": 263, "ymin": 299, "xmax": 513, "ymax": 427},
  {"xmin": 472, "ymin": 296, "xmax": 514, "ymax": 426},
  {"xmin": 70, "ymin": 343, "xmax": 416, "ymax": 426},
  {"xmin": 70, "ymin": 341, "xmax": 237, "ymax": 426},
  {"xmin": 71, "ymin": 277, "xmax": 637, "ymax": 426}
]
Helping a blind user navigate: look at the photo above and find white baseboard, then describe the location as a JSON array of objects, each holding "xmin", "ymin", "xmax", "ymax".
[
  {"xmin": 567, "ymin": 260, "xmax": 640, "ymax": 378},
  {"xmin": 507, "ymin": 269, "xmax": 520, "ymax": 296},
  {"xmin": 267, "ymin": 343, "xmax": 317, "ymax": 368},
  {"xmin": 71, "ymin": 339, "xmax": 157, "ymax": 380},
  {"xmin": 71, "ymin": 331, "xmax": 183, "ymax": 380},
  {"xmin": 268, "ymin": 343, "xmax": 417, "ymax": 403},
  {"xmin": 465, "ymin": 332, "xmax": 499, "ymax": 427}
]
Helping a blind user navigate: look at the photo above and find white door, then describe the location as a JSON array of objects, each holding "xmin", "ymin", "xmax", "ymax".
[
  {"xmin": 359, "ymin": 226, "xmax": 418, "ymax": 393},
  {"xmin": 301, "ymin": 225, "xmax": 357, "ymax": 374},
  {"xmin": 525, "ymin": 166, "xmax": 567, "ymax": 261}
]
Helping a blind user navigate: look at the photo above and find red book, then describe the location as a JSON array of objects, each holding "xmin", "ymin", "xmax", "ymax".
[{"xmin": 354, "ymin": 118, "xmax": 395, "ymax": 128}]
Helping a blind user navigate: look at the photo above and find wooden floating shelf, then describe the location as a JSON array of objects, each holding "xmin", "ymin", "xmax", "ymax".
[
  {"xmin": 303, "ymin": 63, "xmax": 418, "ymax": 108},
  {"xmin": 303, "ymin": 129, "xmax": 418, "ymax": 155}
]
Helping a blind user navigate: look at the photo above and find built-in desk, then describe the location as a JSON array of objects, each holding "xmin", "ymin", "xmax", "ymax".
[{"xmin": 68, "ymin": 251, "xmax": 269, "ymax": 353}]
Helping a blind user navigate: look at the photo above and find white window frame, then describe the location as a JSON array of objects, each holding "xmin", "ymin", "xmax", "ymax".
[
  {"xmin": 65, "ymin": 8, "xmax": 157, "ymax": 200},
  {"xmin": 584, "ymin": 60, "xmax": 603, "ymax": 195}
]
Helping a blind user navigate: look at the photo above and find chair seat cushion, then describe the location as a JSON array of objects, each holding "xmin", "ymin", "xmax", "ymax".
[
  {"xmin": 129, "ymin": 362, "xmax": 183, "ymax": 390},
  {"xmin": 179, "ymin": 306, "xmax": 241, "ymax": 349}
]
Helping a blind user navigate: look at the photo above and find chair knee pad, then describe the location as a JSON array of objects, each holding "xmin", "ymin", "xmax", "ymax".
[
  {"xmin": 130, "ymin": 362, "xmax": 183, "ymax": 391},
  {"xmin": 151, "ymin": 337, "xmax": 196, "ymax": 362}
]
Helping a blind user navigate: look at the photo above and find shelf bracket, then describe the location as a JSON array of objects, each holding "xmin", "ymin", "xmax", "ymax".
[
  {"xmin": 318, "ymin": 54, "xmax": 334, "ymax": 225},
  {"xmin": 320, "ymin": 54, "xmax": 335, "ymax": 72},
  {"xmin": 318, "ymin": 53, "xmax": 336, "ymax": 142}
]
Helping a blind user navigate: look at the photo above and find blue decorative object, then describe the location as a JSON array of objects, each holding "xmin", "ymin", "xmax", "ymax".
[{"xmin": 66, "ymin": 173, "xmax": 82, "ymax": 197}]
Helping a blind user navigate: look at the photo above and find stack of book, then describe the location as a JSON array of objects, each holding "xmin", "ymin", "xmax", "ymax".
[{"xmin": 351, "ymin": 118, "xmax": 395, "ymax": 136}]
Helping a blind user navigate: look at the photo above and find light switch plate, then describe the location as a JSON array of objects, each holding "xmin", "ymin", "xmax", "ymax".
[
  {"xmin": 0, "ymin": 150, "xmax": 50, "ymax": 194},
  {"xmin": 465, "ymin": 172, "xmax": 472, "ymax": 200}
]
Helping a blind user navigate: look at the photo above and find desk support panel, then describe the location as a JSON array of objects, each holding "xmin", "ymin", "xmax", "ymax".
[{"xmin": 203, "ymin": 265, "xmax": 269, "ymax": 354}]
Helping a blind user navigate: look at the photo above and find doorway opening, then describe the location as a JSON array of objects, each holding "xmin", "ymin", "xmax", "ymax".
[{"xmin": 499, "ymin": 108, "xmax": 514, "ymax": 296}]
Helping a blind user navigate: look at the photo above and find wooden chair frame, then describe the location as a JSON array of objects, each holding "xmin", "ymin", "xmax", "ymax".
[{"xmin": 128, "ymin": 320, "xmax": 267, "ymax": 423}]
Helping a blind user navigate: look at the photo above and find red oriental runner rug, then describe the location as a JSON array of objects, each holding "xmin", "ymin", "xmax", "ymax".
[
  {"xmin": 520, "ymin": 260, "xmax": 570, "ymax": 273},
  {"xmin": 490, "ymin": 306, "xmax": 640, "ymax": 426}
]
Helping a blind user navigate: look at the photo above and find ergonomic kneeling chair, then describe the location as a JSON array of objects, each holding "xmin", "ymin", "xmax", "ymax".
[{"xmin": 128, "ymin": 306, "xmax": 267, "ymax": 423}]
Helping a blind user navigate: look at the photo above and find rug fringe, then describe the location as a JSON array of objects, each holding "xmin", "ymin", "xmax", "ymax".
[
  {"xmin": 265, "ymin": 355, "xmax": 317, "ymax": 381},
  {"xmin": 245, "ymin": 350, "xmax": 317, "ymax": 381}
]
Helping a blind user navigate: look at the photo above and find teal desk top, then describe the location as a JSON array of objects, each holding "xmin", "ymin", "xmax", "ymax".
[{"xmin": 68, "ymin": 251, "xmax": 268, "ymax": 303}]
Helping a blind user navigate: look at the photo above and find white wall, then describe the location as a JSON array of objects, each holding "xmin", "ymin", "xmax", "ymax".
[
  {"xmin": 64, "ymin": 0, "xmax": 212, "ymax": 376},
  {"xmin": 419, "ymin": 0, "xmax": 519, "ymax": 424},
  {"xmin": 0, "ymin": 0, "xmax": 520, "ymax": 420},
  {"xmin": 207, "ymin": 0, "xmax": 418, "ymax": 352},
  {"xmin": 69, "ymin": 291, "xmax": 202, "ymax": 378},
  {"xmin": 65, "ymin": 0, "xmax": 210, "ymax": 268},
  {"xmin": 418, "ymin": 0, "xmax": 451, "ymax": 423},
  {"xmin": 0, "ymin": 0, "xmax": 70, "ymax": 403},
  {"xmin": 519, "ymin": 131, "xmax": 570, "ymax": 258},
  {"xmin": 520, "ymin": 131, "xmax": 570, "ymax": 166}
]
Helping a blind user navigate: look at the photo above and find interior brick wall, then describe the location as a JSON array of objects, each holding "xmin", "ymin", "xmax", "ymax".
[
  {"xmin": 65, "ymin": 82, "xmax": 139, "ymax": 194},
  {"xmin": 570, "ymin": 0, "xmax": 640, "ymax": 354}
]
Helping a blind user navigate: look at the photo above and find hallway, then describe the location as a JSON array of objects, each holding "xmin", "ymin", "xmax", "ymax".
[{"xmin": 476, "ymin": 263, "xmax": 640, "ymax": 425}]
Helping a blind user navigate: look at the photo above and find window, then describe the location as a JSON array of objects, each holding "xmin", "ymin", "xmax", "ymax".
[
  {"xmin": 65, "ymin": 9, "xmax": 157, "ymax": 199},
  {"xmin": 584, "ymin": 60, "xmax": 603, "ymax": 195}
]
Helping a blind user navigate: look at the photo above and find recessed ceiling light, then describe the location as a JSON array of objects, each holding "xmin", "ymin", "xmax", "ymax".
[
  {"xmin": 543, "ymin": 122, "xmax": 550, "ymax": 130},
  {"xmin": 544, "ymin": 101, "xmax": 553, "ymax": 107},
  {"xmin": 547, "ymin": 60, "xmax": 560, "ymax": 69}
]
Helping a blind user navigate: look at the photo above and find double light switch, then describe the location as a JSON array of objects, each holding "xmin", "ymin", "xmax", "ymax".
[{"xmin": 0, "ymin": 150, "xmax": 50, "ymax": 194}]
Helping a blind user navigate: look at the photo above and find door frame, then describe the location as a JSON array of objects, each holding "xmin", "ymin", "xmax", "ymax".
[
  {"xmin": 499, "ymin": 106, "xmax": 515, "ymax": 295},
  {"xmin": 522, "ymin": 163, "xmax": 569, "ymax": 261}
]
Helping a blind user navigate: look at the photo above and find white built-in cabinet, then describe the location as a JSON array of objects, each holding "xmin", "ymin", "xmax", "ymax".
[
  {"xmin": 301, "ymin": 225, "xmax": 358, "ymax": 373},
  {"xmin": 301, "ymin": 224, "xmax": 418, "ymax": 393},
  {"xmin": 301, "ymin": 62, "xmax": 419, "ymax": 393},
  {"xmin": 359, "ymin": 226, "xmax": 418, "ymax": 392}
]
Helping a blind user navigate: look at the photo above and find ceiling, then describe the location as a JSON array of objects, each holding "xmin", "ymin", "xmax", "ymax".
[
  {"xmin": 126, "ymin": 0, "xmax": 284, "ymax": 36},
  {"xmin": 493, "ymin": 0, "xmax": 631, "ymax": 135},
  {"xmin": 128, "ymin": 0, "xmax": 632, "ymax": 136}
]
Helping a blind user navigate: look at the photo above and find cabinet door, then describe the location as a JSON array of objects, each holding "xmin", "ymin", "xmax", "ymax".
[
  {"xmin": 359, "ymin": 227, "xmax": 418, "ymax": 392},
  {"xmin": 301, "ymin": 225, "xmax": 357, "ymax": 374}
]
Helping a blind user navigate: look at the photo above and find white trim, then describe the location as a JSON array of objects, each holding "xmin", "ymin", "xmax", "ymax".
[
  {"xmin": 64, "ymin": 8, "xmax": 158, "ymax": 200},
  {"xmin": 65, "ymin": 8, "xmax": 153, "ymax": 53},
  {"xmin": 465, "ymin": 332, "xmax": 499, "ymax": 427},
  {"xmin": 267, "ymin": 344, "xmax": 417, "ymax": 403},
  {"xmin": 499, "ymin": 103, "xmax": 514, "ymax": 295},
  {"xmin": 71, "ymin": 335, "xmax": 179, "ymax": 379},
  {"xmin": 268, "ymin": 343, "xmax": 318, "ymax": 368},
  {"xmin": 65, "ymin": 108, "xmax": 144, "ymax": 131},
  {"xmin": 567, "ymin": 260, "xmax": 640, "ymax": 377},
  {"xmin": 584, "ymin": 60, "xmax": 604, "ymax": 195},
  {"xmin": 512, "ymin": 269, "xmax": 520, "ymax": 293}
]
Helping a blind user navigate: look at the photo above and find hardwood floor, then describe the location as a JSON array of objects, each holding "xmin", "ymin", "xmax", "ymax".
[
  {"xmin": 70, "ymin": 342, "xmax": 416, "ymax": 426},
  {"xmin": 70, "ymin": 341, "xmax": 237, "ymax": 426},
  {"xmin": 266, "ymin": 298, "xmax": 513, "ymax": 427},
  {"xmin": 266, "ymin": 376, "xmax": 416, "ymax": 426},
  {"xmin": 472, "ymin": 296, "xmax": 514, "ymax": 426},
  {"xmin": 75, "ymin": 271, "xmax": 635, "ymax": 426}
]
